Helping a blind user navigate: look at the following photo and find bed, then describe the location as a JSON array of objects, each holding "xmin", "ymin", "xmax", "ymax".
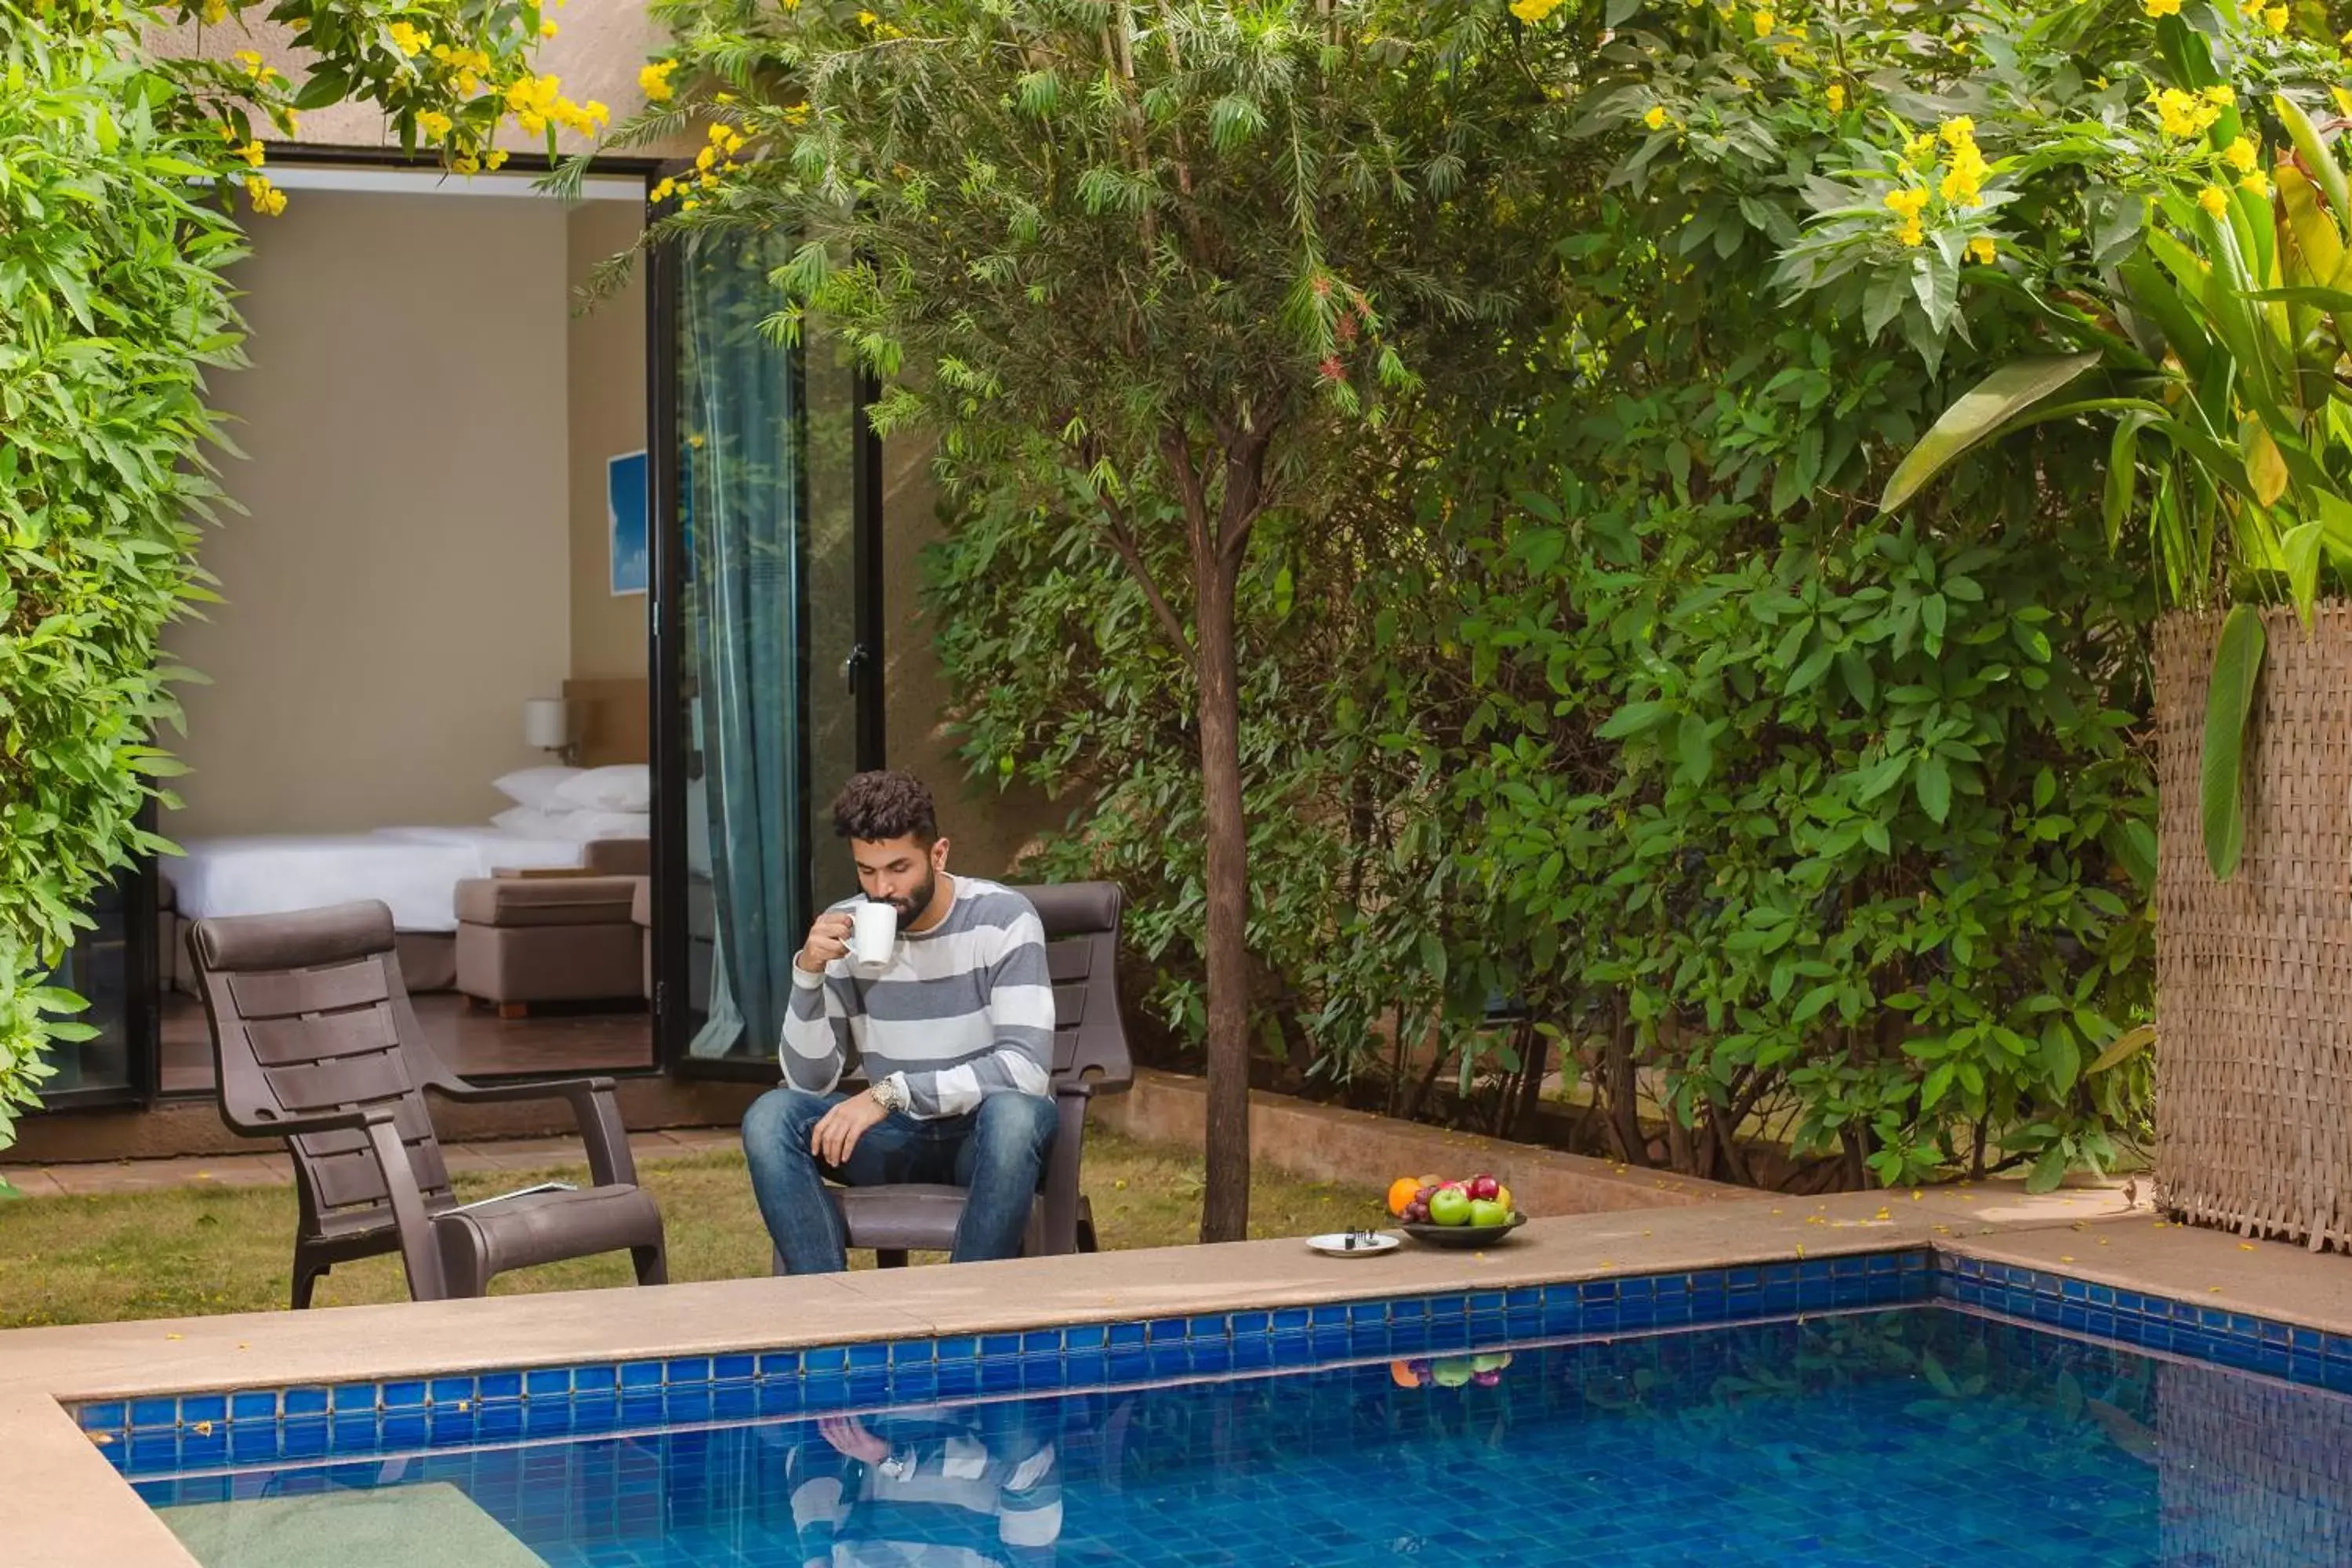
[{"xmin": 162, "ymin": 677, "xmax": 655, "ymax": 993}]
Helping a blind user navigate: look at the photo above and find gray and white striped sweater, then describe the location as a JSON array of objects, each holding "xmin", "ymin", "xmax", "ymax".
[{"xmin": 781, "ymin": 877, "xmax": 1054, "ymax": 1117}]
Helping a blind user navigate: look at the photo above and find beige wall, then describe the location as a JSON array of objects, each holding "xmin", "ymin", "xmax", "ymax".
[
  {"xmin": 879, "ymin": 438, "xmax": 1061, "ymax": 881},
  {"xmin": 568, "ymin": 201, "xmax": 650, "ymax": 681},
  {"xmin": 166, "ymin": 190, "xmax": 572, "ymax": 835}
]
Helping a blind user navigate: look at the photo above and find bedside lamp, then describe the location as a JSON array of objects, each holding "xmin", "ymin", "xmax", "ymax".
[{"xmin": 523, "ymin": 697, "xmax": 575, "ymax": 765}]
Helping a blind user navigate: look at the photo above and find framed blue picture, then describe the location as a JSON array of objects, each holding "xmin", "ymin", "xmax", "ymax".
[{"xmin": 608, "ymin": 448, "xmax": 648, "ymax": 597}]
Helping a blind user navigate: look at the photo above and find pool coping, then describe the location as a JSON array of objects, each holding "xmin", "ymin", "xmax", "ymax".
[{"xmin": 5, "ymin": 1181, "xmax": 2345, "ymax": 1566}]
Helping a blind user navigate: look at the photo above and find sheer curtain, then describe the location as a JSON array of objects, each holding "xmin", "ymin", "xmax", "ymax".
[{"xmin": 680, "ymin": 232, "xmax": 803, "ymax": 1060}]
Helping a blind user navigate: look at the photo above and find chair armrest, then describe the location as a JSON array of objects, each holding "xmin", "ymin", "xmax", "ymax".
[
  {"xmin": 426, "ymin": 1076, "xmax": 637, "ymax": 1188},
  {"xmin": 227, "ymin": 1103, "xmax": 398, "ymax": 1141}
]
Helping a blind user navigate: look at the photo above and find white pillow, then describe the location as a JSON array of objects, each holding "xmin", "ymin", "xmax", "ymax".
[
  {"xmin": 554, "ymin": 763, "xmax": 651, "ymax": 815},
  {"xmin": 493, "ymin": 766, "xmax": 582, "ymax": 812},
  {"xmin": 493, "ymin": 804, "xmax": 650, "ymax": 843}
]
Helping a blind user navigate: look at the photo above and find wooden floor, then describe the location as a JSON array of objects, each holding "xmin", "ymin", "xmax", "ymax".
[{"xmin": 160, "ymin": 991, "xmax": 657, "ymax": 1095}]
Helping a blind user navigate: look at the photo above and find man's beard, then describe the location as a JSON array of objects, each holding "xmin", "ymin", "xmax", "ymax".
[{"xmin": 881, "ymin": 868, "xmax": 935, "ymax": 923}]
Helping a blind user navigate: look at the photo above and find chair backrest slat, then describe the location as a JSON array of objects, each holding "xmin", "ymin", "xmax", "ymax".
[
  {"xmin": 266, "ymin": 1049, "xmax": 413, "ymax": 1114},
  {"xmin": 245, "ymin": 1005, "xmax": 397, "ymax": 1067},
  {"xmin": 227, "ymin": 960, "xmax": 390, "ymax": 1021}
]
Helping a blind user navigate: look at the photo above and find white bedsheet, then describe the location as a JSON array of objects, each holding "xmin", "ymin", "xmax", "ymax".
[{"xmin": 166, "ymin": 829, "xmax": 595, "ymax": 932}]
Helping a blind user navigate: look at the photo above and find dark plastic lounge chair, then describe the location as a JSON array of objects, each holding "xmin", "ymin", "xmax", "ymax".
[
  {"xmin": 774, "ymin": 880, "xmax": 1135, "ymax": 1270},
  {"xmin": 187, "ymin": 899, "xmax": 666, "ymax": 1306}
]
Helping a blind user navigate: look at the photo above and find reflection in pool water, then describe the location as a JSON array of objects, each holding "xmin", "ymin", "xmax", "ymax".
[{"xmin": 136, "ymin": 1306, "xmax": 2352, "ymax": 1567}]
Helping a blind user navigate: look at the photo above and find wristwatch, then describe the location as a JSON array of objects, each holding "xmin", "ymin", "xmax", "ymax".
[{"xmin": 869, "ymin": 1074, "xmax": 909, "ymax": 1115}]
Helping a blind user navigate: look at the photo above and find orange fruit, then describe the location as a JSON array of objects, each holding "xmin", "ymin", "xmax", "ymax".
[
  {"xmin": 1389, "ymin": 1359, "xmax": 1421, "ymax": 1389},
  {"xmin": 1386, "ymin": 1176, "xmax": 1421, "ymax": 1217}
]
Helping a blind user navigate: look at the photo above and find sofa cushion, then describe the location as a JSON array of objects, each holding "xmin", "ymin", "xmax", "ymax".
[
  {"xmin": 630, "ymin": 877, "xmax": 651, "ymax": 928},
  {"xmin": 455, "ymin": 876, "xmax": 641, "ymax": 928}
]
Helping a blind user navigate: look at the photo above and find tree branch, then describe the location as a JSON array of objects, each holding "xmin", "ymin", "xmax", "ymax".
[{"xmin": 1100, "ymin": 497, "xmax": 1194, "ymax": 655}]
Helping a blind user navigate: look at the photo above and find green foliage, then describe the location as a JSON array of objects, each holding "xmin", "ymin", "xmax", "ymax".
[
  {"xmin": 0, "ymin": 0, "xmax": 543, "ymax": 1155},
  {"xmin": 929, "ymin": 0, "xmax": 2174, "ymax": 1191}
]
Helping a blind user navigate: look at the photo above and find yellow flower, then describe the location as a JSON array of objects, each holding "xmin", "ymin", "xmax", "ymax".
[
  {"xmin": 200, "ymin": 0, "xmax": 227, "ymax": 22},
  {"xmin": 640, "ymin": 61, "xmax": 677, "ymax": 102},
  {"xmin": 541, "ymin": 20, "xmax": 560, "ymax": 38},
  {"xmin": 238, "ymin": 140, "xmax": 265, "ymax": 167},
  {"xmin": 1940, "ymin": 140, "xmax": 1987, "ymax": 205},
  {"xmin": 417, "ymin": 110, "xmax": 453, "ymax": 140},
  {"xmin": 452, "ymin": 154, "xmax": 480, "ymax": 174},
  {"xmin": 232, "ymin": 48, "xmax": 264, "ymax": 74},
  {"xmin": 2241, "ymin": 171, "xmax": 2271, "ymax": 197},
  {"xmin": 2265, "ymin": 6, "xmax": 2287, "ymax": 32},
  {"xmin": 245, "ymin": 174, "xmax": 286, "ymax": 216},
  {"xmin": 1824, "ymin": 83, "xmax": 1846, "ymax": 111},
  {"xmin": 2143, "ymin": 0, "xmax": 2180, "ymax": 14},
  {"xmin": 1645, "ymin": 104, "xmax": 1669, "ymax": 129},
  {"xmin": 1896, "ymin": 221, "xmax": 1924, "ymax": 247},
  {"xmin": 484, "ymin": 149, "xmax": 508, "ymax": 170},
  {"xmin": 1752, "ymin": 8, "xmax": 1775, "ymax": 36},
  {"xmin": 784, "ymin": 103, "xmax": 811, "ymax": 125},
  {"xmin": 1968, "ymin": 235, "xmax": 1996, "ymax": 264},
  {"xmin": 2201, "ymin": 85, "xmax": 2234, "ymax": 104},
  {"xmin": 2153, "ymin": 86, "xmax": 2221, "ymax": 139},
  {"xmin": 651, "ymin": 178, "xmax": 676, "ymax": 201},
  {"xmin": 2336, "ymin": 86, "xmax": 2352, "ymax": 118},
  {"xmin": 700, "ymin": 172, "xmax": 720, "ymax": 190},
  {"xmin": 1509, "ymin": 0, "xmax": 1563, "ymax": 20},
  {"xmin": 2198, "ymin": 184, "xmax": 2230, "ymax": 216},
  {"xmin": 857, "ymin": 9, "xmax": 877, "ymax": 24},
  {"xmin": 1884, "ymin": 187, "xmax": 1929, "ymax": 220},
  {"xmin": 2222, "ymin": 137, "xmax": 2258, "ymax": 172},
  {"xmin": 681, "ymin": 197, "xmax": 700, "ymax": 211},
  {"xmin": 386, "ymin": 20, "xmax": 428, "ymax": 56},
  {"xmin": 1939, "ymin": 116, "xmax": 1975, "ymax": 146},
  {"xmin": 695, "ymin": 145, "xmax": 716, "ymax": 171}
]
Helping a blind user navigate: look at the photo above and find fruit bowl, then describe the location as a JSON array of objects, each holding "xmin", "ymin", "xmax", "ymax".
[{"xmin": 1399, "ymin": 1210, "xmax": 1527, "ymax": 1248}]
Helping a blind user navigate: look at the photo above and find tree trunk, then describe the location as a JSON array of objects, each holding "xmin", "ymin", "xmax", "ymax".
[{"xmin": 1194, "ymin": 551, "xmax": 1253, "ymax": 1243}]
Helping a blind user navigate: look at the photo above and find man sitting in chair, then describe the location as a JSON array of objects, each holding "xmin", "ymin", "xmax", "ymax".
[{"xmin": 744, "ymin": 769, "xmax": 1061, "ymax": 1272}]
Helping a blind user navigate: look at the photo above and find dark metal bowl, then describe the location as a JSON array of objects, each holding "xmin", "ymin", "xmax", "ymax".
[{"xmin": 1399, "ymin": 1210, "xmax": 1527, "ymax": 1248}]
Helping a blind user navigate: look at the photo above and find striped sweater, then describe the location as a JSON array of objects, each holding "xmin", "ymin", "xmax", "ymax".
[{"xmin": 782, "ymin": 877, "xmax": 1054, "ymax": 1117}]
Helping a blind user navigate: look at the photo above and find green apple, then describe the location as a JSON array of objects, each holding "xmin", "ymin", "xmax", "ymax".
[
  {"xmin": 1470, "ymin": 1352, "xmax": 1509, "ymax": 1374},
  {"xmin": 1431, "ymin": 1357, "xmax": 1475, "ymax": 1388},
  {"xmin": 1468, "ymin": 1197, "xmax": 1508, "ymax": 1229},
  {"xmin": 1427, "ymin": 1186, "xmax": 1473, "ymax": 1225}
]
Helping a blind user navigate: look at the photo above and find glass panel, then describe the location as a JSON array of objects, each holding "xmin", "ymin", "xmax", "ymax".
[
  {"xmin": 672, "ymin": 238, "xmax": 864, "ymax": 1063},
  {"xmin": 800, "ymin": 323, "xmax": 863, "ymax": 905},
  {"xmin": 45, "ymin": 874, "xmax": 136, "ymax": 1096}
]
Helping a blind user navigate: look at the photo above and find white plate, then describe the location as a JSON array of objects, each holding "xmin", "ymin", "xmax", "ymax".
[{"xmin": 1306, "ymin": 1230, "xmax": 1399, "ymax": 1258}]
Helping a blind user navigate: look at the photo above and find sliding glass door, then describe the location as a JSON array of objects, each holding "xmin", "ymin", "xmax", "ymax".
[{"xmin": 650, "ymin": 230, "xmax": 880, "ymax": 1075}]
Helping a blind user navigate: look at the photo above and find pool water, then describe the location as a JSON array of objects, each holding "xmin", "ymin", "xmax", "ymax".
[{"xmin": 135, "ymin": 1305, "xmax": 2352, "ymax": 1568}]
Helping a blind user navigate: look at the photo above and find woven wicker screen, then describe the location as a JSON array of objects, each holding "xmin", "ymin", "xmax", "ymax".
[
  {"xmin": 2156, "ymin": 1357, "xmax": 2352, "ymax": 1563},
  {"xmin": 2154, "ymin": 606, "xmax": 2352, "ymax": 1254}
]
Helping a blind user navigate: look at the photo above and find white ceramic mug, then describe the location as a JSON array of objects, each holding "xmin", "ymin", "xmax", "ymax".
[{"xmin": 850, "ymin": 901, "xmax": 898, "ymax": 966}]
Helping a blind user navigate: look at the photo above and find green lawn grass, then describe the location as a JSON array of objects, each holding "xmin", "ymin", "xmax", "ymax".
[{"xmin": 0, "ymin": 1127, "xmax": 1385, "ymax": 1327}]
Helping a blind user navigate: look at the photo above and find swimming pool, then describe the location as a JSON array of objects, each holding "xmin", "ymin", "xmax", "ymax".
[{"xmin": 96, "ymin": 1252, "xmax": 2352, "ymax": 1567}]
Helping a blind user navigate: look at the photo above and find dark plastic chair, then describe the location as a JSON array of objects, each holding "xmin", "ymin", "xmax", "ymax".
[
  {"xmin": 774, "ymin": 880, "xmax": 1134, "ymax": 1270},
  {"xmin": 187, "ymin": 899, "xmax": 666, "ymax": 1306}
]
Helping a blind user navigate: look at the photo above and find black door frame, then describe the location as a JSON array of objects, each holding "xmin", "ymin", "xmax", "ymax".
[{"xmin": 649, "ymin": 219, "xmax": 888, "ymax": 1081}]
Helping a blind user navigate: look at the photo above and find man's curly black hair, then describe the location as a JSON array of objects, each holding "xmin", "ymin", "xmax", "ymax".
[{"xmin": 830, "ymin": 769, "xmax": 938, "ymax": 845}]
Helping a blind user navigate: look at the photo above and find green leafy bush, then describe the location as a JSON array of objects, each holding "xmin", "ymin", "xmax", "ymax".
[{"xmin": 0, "ymin": 0, "xmax": 549, "ymax": 1154}]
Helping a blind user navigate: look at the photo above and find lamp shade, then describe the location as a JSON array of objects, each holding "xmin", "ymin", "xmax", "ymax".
[{"xmin": 522, "ymin": 698, "xmax": 570, "ymax": 750}]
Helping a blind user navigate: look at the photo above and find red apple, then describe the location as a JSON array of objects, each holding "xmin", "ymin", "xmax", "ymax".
[{"xmin": 1468, "ymin": 1174, "xmax": 1500, "ymax": 1202}]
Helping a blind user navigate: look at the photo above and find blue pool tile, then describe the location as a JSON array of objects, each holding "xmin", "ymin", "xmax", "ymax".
[
  {"xmin": 891, "ymin": 1340, "xmax": 935, "ymax": 1367},
  {"xmin": 936, "ymin": 1362, "xmax": 981, "ymax": 1398},
  {"xmin": 79, "ymin": 1402, "xmax": 124, "ymax": 1434},
  {"xmin": 380, "ymin": 1413, "xmax": 427, "ymax": 1448},
  {"xmin": 524, "ymin": 1368, "xmax": 572, "ymax": 1399},
  {"xmin": 380, "ymin": 1380, "xmax": 426, "ymax": 1410},
  {"xmin": 1149, "ymin": 1317, "xmax": 1190, "ymax": 1345},
  {"xmin": 281, "ymin": 1386, "xmax": 328, "ymax": 1417},
  {"xmin": 619, "ymin": 1359, "xmax": 666, "ymax": 1390},
  {"xmin": 180, "ymin": 1394, "xmax": 226, "ymax": 1427},
  {"xmin": 130, "ymin": 1398, "xmax": 178, "ymax": 1432},
  {"xmin": 281, "ymin": 1418, "xmax": 328, "ymax": 1459},
  {"xmin": 477, "ymin": 1371, "xmax": 523, "ymax": 1403},
  {"xmin": 1226, "ymin": 1312, "xmax": 1267, "ymax": 1341},
  {"xmin": 429, "ymin": 1377, "xmax": 474, "ymax": 1407},
  {"xmin": 710, "ymin": 1355, "xmax": 754, "ymax": 1384},
  {"xmin": 758, "ymin": 1352, "xmax": 800, "ymax": 1380},
  {"xmin": 1024, "ymin": 1329, "xmax": 1063, "ymax": 1355},
  {"xmin": 979, "ymin": 1334, "xmax": 1022, "ymax": 1360},
  {"xmin": 666, "ymin": 1356, "xmax": 713, "ymax": 1385},
  {"xmin": 935, "ymin": 1335, "xmax": 979, "ymax": 1363},
  {"xmin": 1106, "ymin": 1322, "xmax": 1146, "ymax": 1351},
  {"xmin": 230, "ymin": 1425, "xmax": 280, "ymax": 1464},
  {"xmin": 572, "ymin": 1363, "xmax": 618, "ymax": 1392}
]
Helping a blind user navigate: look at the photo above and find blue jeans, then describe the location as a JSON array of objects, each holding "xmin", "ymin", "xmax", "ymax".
[{"xmin": 742, "ymin": 1087, "xmax": 1062, "ymax": 1274}]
